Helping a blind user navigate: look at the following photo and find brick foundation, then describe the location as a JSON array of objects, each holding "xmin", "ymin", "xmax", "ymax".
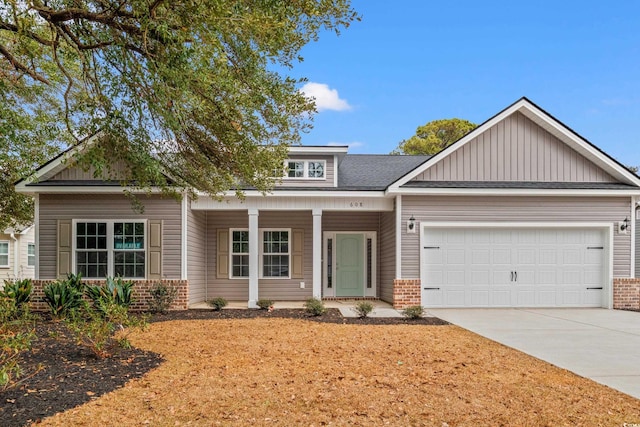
[
  {"xmin": 29, "ymin": 279, "xmax": 189, "ymax": 312},
  {"xmin": 393, "ymin": 279, "xmax": 421, "ymax": 309},
  {"xmin": 613, "ymin": 278, "xmax": 640, "ymax": 310}
]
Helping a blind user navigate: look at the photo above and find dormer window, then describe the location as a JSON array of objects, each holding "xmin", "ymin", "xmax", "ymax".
[{"xmin": 285, "ymin": 160, "xmax": 325, "ymax": 179}]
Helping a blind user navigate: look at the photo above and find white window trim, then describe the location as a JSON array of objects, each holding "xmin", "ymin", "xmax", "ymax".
[
  {"xmin": 283, "ymin": 159, "xmax": 326, "ymax": 180},
  {"xmin": 229, "ymin": 228, "xmax": 250, "ymax": 279},
  {"xmin": 27, "ymin": 243, "xmax": 35, "ymax": 268},
  {"xmin": 228, "ymin": 228, "xmax": 292, "ymax": 279},
  {"xmin": 72, "ymin": 219, "xmax": 147, "ymax": 279},
  {"xmin": 0, "ymin": 241, "xmax": 9, "ymax": 268}
]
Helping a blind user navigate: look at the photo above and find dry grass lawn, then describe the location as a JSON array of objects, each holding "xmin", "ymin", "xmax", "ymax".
[{"xmin": 38, "ymin": 318, "xmax": 639, "ymax": 426}]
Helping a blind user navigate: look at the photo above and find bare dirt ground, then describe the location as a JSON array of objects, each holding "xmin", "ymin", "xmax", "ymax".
[{"xmin": 21, "ymin": 312, "xmax": 640, "ymax": 427}]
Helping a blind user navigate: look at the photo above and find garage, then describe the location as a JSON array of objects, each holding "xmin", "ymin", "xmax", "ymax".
[{"xmin": 421, "ymin": 227, "xmax": 607, "ymax": 308}]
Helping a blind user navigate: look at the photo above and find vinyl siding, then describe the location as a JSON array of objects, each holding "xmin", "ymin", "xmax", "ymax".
[
  {"xmin": 401, "ymin": 196, "xmax": 631, "ymax": 278},
  {"xmin": 379, "ymin": 210, "xmax": 396, "ymax": 303},
  {"xmin": 38, "ymin": 194, "xmax": 182, "ymax": 280},
  {"xmin": 206, "ymin": 211, "xmax": 313, "ymax": 301},
  {"xmin": 636, "ymin": 208, "xmax": 640, "ymax": 278},
  {"xmin": 413, "ymin": 112, "xmax": 616, "ymax": 183},
  {"xmin": 48, "ymin": 160, "xmax": 130, "ymax": 181},
  {"xmin": 187, "ymin": 206, "xmax": 207, "ymax": 304},
  {"xmin": 0, "ymin": 234, "xmax": 13, "ymax": 278},
  {"xmin": 278, "ymin": 155, "xmax": 335, "ymax": 188},
  {"xmin": 18, "ymin": 227, "xmax": 35, "ymax": 278}
]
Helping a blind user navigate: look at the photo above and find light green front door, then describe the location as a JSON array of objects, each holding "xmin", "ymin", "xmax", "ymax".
[{"xmin": 335, "ymin": 234, "xmax": 365, "ymax": 297}]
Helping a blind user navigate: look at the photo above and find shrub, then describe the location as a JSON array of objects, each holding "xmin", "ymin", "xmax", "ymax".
[
  {"xmin": 402, "ymin": 305, "xmax": 426, "ymax": 319},
  {"xmin": 66, "ymin": 302, "xmax": 147, "ymax": 359},
  {"xmin": 303, "ymin": 297, "xmax": 326, "ymax": 316},
  {"xmin": 43, "ymin": 280, "xmax": 85, "ymax": 318},
  {"xmin": 86, "ymin": 277, "xmax": 134, "ymax": 315},
  {"xmin": 256, "ymin": 299, "xmax": 274, "ymax": 310},
  {"xmin": 352, "ymin": 301, "xmax": 374, "ymax": 318},
  {"xmin": 0, "ymin": 297, "xmax": 40, "ymax": 391},
  {"xmin": 148, "ymin": 282, "xmax": 178, "ymax": 313},
  {"xmin": 65, "ymin": 273, "xmax": 85, "ymax": 292},
  {"xmin": 208, "ymin": 297, "xmax": 228, "ymax": 311},
  {"xmin": 1, "ymin": 278, "xmax": 32, "ymax": 307}
]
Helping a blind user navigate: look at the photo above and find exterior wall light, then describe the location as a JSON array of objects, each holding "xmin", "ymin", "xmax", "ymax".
[{"xmin": 407, "ymin": 216, "xmax": 416, "ymax": 234}]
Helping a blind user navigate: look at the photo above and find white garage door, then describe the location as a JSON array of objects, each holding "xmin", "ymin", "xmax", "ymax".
[{"xmin": 421, "ymin": 228, "xmax": 606, "ymax": 308}]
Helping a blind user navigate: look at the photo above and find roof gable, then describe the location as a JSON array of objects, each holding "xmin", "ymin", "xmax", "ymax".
[{"xmin": 389, "ymin": 97, "xmax": 640, "ymax": 191}]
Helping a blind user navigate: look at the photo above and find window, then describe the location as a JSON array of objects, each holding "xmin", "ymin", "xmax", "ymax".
[
  {"xmin": 262, "ymin": 230, "xmax": 289, "ymax": 277},
  {"xmin": 27, "ymin": 243, "xmax": 35, "ymax": 267},
  {"xmin": 231, "ymin": 230, "xmax": 249, "ymax": 278},
  {"xmin": 284, "ymin": 160, "xmax": 325, "ymax": 179},
  {"xmin": 0, "ymin": 242, "xmax": 8, "ymax": 267},
  {"xmin": 228, "ymin": 229, "xmax": 291, "ymax": 279},
  {"xmin": 75, "ymin": 221, "xmax": 146, "ymax": 278}
]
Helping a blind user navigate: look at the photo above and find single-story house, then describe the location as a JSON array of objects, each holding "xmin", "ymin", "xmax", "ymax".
[
  {"xmin": 0, "ymin": 225, "xmax": 36, "ymax": 281},
  {"xmin": 15, "ymin": 97, "xmax": 640, "ymax": 310}
]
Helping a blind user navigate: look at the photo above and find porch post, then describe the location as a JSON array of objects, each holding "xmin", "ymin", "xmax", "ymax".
[
  {"xmin": 248, "ymin": 209, "xmax": 259, "ymax": 308},
  {"xmin": 312, "ymin": 208, "xmax": 322, "ymax": 299}
]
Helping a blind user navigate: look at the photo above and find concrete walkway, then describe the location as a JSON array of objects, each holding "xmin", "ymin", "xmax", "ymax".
[{"xmin": 428, "ymin": 308, "xmax": 640, "ymax": 400}]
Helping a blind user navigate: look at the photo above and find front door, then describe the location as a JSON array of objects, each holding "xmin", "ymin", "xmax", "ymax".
[{"xmin": 335, "ymin": 233, "xmax": 365, "ymax": 297}]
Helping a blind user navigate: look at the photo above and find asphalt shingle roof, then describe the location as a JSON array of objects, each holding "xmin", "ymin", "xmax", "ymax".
[{"xmin": 337, "ymin": 155, "xmax": 430, "ymax": 190}]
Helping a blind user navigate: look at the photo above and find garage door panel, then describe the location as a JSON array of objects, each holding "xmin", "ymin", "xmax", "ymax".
[{"xmin": 422, "ymin": 227, "xmax": 605, "ymax": 308}]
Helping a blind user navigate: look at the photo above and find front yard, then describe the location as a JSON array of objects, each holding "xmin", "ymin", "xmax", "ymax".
[{"xmin": 25, "ymin": 314, "xmax": 640, "ymax": 426}]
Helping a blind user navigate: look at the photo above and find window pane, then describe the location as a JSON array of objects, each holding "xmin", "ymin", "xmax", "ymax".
[
  {"xmin": 287, "ymin": 161, "xmax": 304, "ymax": 178},
  {"xmin": 76, "ymin": 251, "xmax": 107, "ymax": 278},
  {"xmin": 232, "ymin": 254, "xmax": 249, "ymax": 277},
  {"xmin": 308, "ymin": 161, "xmax": 325, "ymax": 178},
  {"xmin": 0, "ymin": 255, "xmax": 8, "ymax": 266},
  {"xmin": 28, "ymin": 244, "xmax": 35, "ymax": 267},
  {"xmin": 263, "ymin": 255, "xmax": 289, "ymax": 277},
  {"xmin": 114, "ymin": 250, "xmax": 145, "ymax": 278}
]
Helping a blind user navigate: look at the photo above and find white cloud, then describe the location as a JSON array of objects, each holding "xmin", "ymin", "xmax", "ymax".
[
  {"xmin": 327, "ymin": 141, "xmax": 365, "ymax": 149},
  {"xmin": 300, "ymin": 82, "xmax": 351, "ymax": 112}
]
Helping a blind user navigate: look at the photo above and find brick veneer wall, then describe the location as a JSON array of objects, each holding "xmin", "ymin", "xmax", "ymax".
[
  {"xmin": 29, "ymin": 279, "xmax": 189, "ymax": 312},
  {"xmin": 613, "ymin": 278, "xmax": 640, "ymax": 310},
  {"xmin": 393, "ymin": 279, "xmax": 421, "ymax": 309}
]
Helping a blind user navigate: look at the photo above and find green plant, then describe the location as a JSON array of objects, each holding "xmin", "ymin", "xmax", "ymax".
[
  {"xmin": 43, "ymin": 280, "xmax": 85, "ymax": 318},
  {"xmin": 86, "ymin": 277, "xmax": 134, "ymax": 315},
  {"xmin": 352, "ymin": 301, "xmax": 374, "ymax": 318},
  {"xmin": 0, "ymin": 297, "xmax": 41, "ymax": 391},
  {"xmin": 1, "ymin": 278, "xmax": 32, "ymax": 307},
  {"xmin": 303, "ymin": 297, "xmax": 326, "ymax": 316},
  {"xmin": 256, "ymin": 299, "xmax": 274, "ymax": 310},
  {"xmin": 402, "ymin": 305, "xmax": 425, "ymax": 319},
  {"xmin": 65, "ymin": 273, "xmax": 86, "ymax": 292},
  {"xmin": 66, "ymin": 302, "xmax": 147, "ymax": 359},
  {"xmin": 208, "ymin": 297, "xmax": 228, "ymax": 311},
  {"xmin": 148, "ymin": 282, "xmax": 178, "ymax": 314}
]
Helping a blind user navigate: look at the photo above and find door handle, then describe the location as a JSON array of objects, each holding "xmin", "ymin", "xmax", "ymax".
[
  {"xmin": 514, "ymin": 271, "xmax": 517, "ymax": 282},
  {"xmin": 510, "ymin": 271, "xmax": 514, "ymax": 282}
]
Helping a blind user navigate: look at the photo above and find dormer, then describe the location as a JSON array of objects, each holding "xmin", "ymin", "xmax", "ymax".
[{"xmin": 277, "ymin": 146, "xmax": 348, "ymax": 188}]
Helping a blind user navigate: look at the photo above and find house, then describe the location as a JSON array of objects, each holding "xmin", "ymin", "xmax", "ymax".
[
  {"xmin": 15, "ymin": 98, "xmax": 640, "ymax": 310},
  {"xmin": 0, "ymin": 225, "xmax": 36, "ymax": 282}
]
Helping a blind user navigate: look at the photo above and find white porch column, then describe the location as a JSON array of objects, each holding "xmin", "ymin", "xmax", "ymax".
[
  {"xmin": 248, "ymin": 209, "xmax": 259, "ymax": 308},
  {"xmin": 312, "ymin": 208, "xmax": 323, "ymax": 299}
]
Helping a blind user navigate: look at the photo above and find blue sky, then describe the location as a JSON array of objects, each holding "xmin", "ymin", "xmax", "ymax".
[{"xmin": 295, "ymin": 1, "xmax": 640, "ymax": 167}]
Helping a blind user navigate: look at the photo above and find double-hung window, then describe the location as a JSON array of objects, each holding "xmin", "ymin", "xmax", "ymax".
[
  {"xmin": 75, "ymin": 221, "xmax": 146, "ymax": 278},
  {"xmin": 0, "ymin": 241, "xmax": 9, "ymax": 267},
  {"xmin": 285, "ymin": 160, "xmax": 325, "ymax": 179},
  {"xmin": 229, "ymin": 229, "xmax": 291, "ymax": 279},
  {"xmin": 27, "ymin": 243, "xmax": 35, "ymax": 267}
]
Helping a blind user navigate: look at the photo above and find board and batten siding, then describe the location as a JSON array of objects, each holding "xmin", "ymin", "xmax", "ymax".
[
  {"xmin": 401, "ymin": 196, "xmax": 632, "ymax": 278},
  {"xmin": 412, "ymin": 112, "xmax": 616, "ymax": 183},
  {"xmin": 278, "ymin": 155, "xmax": 335, "ymax": 188},
  {"xmin": 379, "ymin": 210, "xmax": 396, "ymax": 304},
  {"xmin": 38, "ymin": 194, "xmax": 182, "ymax": 280},
  {"xmin": 206, "ymin": 210, "xmax": 313, "ymax": 301},
  {"xmin": 48, "ymin": 160, "xmax": 130, "ymax": 181},
  {"xmin": 186, "ymin": 207, "xmax": 207, "ymax": 304}
]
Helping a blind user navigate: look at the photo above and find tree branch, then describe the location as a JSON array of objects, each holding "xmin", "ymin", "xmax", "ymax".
[{"xmin": 0, "ymin": 44, "xmax": 50, "ymax": 84}]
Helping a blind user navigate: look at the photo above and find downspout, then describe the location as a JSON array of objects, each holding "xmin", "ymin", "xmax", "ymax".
[{"xmin": 10, "ymin": 232, "xmax": 19, "ymax": 277}]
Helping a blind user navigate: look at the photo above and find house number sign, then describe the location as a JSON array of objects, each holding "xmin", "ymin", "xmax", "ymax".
[{"xmin": 349, "ymin": 201, "xmax": 365, "ymax": 208}]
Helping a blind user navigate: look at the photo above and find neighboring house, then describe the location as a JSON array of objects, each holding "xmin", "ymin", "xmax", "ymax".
[
  {"xmin": 0, "ymin": 225, "xmax": 36, "ymax": 281},
  {"xmin": 14, "ymin": 98, "xmax": 640, "ymax": 310}
]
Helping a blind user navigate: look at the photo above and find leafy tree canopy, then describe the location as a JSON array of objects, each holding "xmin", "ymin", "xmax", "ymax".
[
  {"xmin": 0, "ymin": 0, "xmax": 358, "ymax": 229},
  {"xmin": 393, "ymin": 118, "xmax": 477, "ymax": 155}
]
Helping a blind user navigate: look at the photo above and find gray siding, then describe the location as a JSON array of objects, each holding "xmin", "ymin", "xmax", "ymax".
[
  {"xmin": 38, "ymin": 194, "xmax": 182, "ymax": 280},
  {"xmin": 206, "ymin": 211, "xmax": 313, "ymax": 301},
  {"xmin": 49, "ymin": 160, "xmax": 129, "ymax": 181},
  {"xmin": 277, "ymin": 155, "xmax": 335, "ymax": 188},
  {"xmin": 413, "ymin": 112, "xmax": 616, "ymax": 183},
  {"xmin": 636, "ymin": 208, "xmax": 640, "ymax": 278},
  {"xmin": 401, "ymin": 196, "xmax": 632, "ymax": 278},
  {"xmin": 379, "ymin": 210, "xmax": 396, "ymax": 303},
  {"xmin": 187, "ymin": 206, "xmax": 207, "ymax": 304}
]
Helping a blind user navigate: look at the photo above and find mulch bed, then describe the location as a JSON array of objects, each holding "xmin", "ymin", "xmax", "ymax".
[{"xmin": 0, "ymin": 308, "xmax": 446, "ymax": 427}]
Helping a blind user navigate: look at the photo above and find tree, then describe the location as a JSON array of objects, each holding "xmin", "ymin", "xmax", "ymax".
[
  {"xmin": 393, "ymin": 118, "xmax": 477, "ymax": 155},
  {"xmin": 0, "ymin": 0, "xmax": 358, "ymax": 229}
]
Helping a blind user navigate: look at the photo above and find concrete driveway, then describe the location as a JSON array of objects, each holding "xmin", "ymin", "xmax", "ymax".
[{"xmin": 428, "ymin": 308, "xmax": 640, "ymax": 400}]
